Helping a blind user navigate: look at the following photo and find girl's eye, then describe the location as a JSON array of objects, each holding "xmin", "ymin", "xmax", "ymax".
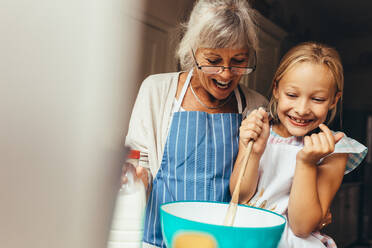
[
  {"xmin": 312, "ymin": 98, "xmax": 326, "ymax": 102},
  {"xmin": 286, "ymin": 93, "xmax": 297, "ymax": 98}
]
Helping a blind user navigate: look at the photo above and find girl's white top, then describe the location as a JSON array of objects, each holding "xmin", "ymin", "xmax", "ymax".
[{"xmin": 247, "ymin": 126, "xmax": 367, "ymax": 248}]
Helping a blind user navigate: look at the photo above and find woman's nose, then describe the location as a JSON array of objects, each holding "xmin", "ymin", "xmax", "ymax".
[{"xmin": 218, "ymin": 66, "xmax": 234, "ymax": 79}]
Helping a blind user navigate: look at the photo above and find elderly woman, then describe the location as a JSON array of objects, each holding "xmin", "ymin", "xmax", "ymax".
[{"xmin": 125, "ymin": 0, "xmax": 267, "ymax": 247}]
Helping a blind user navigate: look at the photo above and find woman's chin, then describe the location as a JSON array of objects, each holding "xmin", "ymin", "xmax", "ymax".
[{"xmin": 209, "ymin": 83, "xmax": 236, "ymax": 100}]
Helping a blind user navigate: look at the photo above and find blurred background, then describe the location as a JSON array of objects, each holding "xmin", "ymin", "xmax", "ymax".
[
  {"xmin": 0, "ymin": 0, "xmax": 370, "ymax": 248},
  {"xmin": 0, "ymin": 1, "xmax": 146, "ymax": 247}
]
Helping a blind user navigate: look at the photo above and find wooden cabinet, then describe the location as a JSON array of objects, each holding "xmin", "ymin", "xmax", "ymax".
[
  {"xmin": 324, "ymin": 183, "xmax": 361, "ymax": 247},
  {"xmin": 241, "ymin": 12, "xmax": 287, "ymax": 97},
  {"xmin": 132, "ymin": 0, "xmax": 195, "ymax": 84}
]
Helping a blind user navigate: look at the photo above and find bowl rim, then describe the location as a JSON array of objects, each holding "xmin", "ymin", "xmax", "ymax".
[{"xmin": 160, "ymin": 200, "xmax": 286, "ymax": 229}]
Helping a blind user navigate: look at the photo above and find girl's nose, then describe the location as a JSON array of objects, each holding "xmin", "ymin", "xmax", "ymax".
[{"xmin": 294, "ymin": 99, "xmax": 310, "ymax": 115}]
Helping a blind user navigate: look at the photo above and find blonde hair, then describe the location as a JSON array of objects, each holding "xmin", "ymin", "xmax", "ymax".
[
  {"xmin": 268, "ymin": 41, "xmax": 344, "ymax": 125},
  {"xmin": 176, "ymin": 0, "xmax": 258, "ymax": 71}
]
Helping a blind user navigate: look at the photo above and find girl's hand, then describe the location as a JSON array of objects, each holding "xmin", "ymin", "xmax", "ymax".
[
  {"xmin": 296, "ymin": 124, "xmax": 344, "ymax": 165},
  {"xmin": 239, "ymin": 107, "xmax": 270, "ymax": 155}
]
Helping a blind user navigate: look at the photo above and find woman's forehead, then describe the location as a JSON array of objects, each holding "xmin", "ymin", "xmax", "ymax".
[{"xmin": 196, "ymin": 47, "xmax": 251, "ymax": 56}]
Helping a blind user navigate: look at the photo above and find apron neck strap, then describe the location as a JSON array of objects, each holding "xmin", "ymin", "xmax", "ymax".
[
  {"xmin": 234, "ymin": 86, "xmax": 243, "ymax": 114},
  {"xmin": 174, "ymin": 69, "xmax": 193, "ymax": 111}
]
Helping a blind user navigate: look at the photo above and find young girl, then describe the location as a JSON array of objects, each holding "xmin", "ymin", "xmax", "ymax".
[{"xmin": 230, "ymin": 42, "xmax": 367, "ymax": 247}]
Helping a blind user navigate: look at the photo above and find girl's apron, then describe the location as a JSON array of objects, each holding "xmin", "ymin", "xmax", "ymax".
[
  {"xmin": 248, "ymin": 127, "xmax": 367, "ymax": 248},
  {"xmin": 143, "ymin": 70, "xmax": 243, "ymax": 247}
]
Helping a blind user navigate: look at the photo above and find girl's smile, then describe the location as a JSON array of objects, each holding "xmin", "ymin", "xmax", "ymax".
[
  {"xmin": 288, "ymin": 115, "xmax": 314, "ymax": 126},
  {"xmin": 273, "ymin": 62, "xmax": 341, "ymax": 137}
]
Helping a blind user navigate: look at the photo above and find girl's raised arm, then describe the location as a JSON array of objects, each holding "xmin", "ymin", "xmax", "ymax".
[
  {"xmin": 288, "ymin": 124, "xmax": 347, "ymax": 237},
  {"xmin": 230, "ymin": 108, "xmax": 270, "ymax": 203}
]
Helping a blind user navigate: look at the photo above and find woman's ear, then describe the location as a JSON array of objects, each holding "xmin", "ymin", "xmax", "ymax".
[{"xmin": 329, "ymin": 91, "xmax": 342, "ymax": 109}]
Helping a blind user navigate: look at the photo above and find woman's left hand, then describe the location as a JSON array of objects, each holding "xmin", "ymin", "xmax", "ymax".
[
  {"xmin": 296, "ymin": 124, "xmax": 344, "ymax": 165},
  {"xmin": 317, "ymin": 209, "xmax": 332, "ymax": 230},
  {"xmin": 121, "ymin": 163, "xmax": 150, "ymax": 190},
  {"xmin": 135, "ymin": 166, "xmax": 151, "ymax": 190}
]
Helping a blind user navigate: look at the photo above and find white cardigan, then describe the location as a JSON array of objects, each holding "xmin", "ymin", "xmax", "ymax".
[{"xmin": 125, "ymin": 71, "xmax": 267, "ymax": 177}]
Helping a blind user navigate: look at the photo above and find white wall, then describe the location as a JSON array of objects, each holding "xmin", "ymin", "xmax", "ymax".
[{"xmin": 0, "ymin": 1, "xmax": 146, "ymax": 247}]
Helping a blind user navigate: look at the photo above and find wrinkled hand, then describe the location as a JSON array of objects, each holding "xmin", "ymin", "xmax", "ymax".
[
  {"xmin": 121, "ymin": 163, "xmax": 150, "ymax": 190},
  {"xmin": 239, "ymin": 107, "xmax": 270, "ymax": 155},
  {"xmin": 297, "ymin": 124, "xmax": 344, "ymax": 165},
  {"xmin": 135, "ymin": 166, "xmax": 150, "ymax": 190},
  {"xmin": 317, "ymin": 209, "xmax": 332, "ymax": 230}
]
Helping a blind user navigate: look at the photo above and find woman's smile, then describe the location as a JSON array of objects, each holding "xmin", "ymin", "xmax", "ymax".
[{"xmin": 212, "ymin": 78, "xmax": 232, "ymax": 89}]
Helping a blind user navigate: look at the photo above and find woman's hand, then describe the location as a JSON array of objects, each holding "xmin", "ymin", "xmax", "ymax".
[
  {"xmin": 317, "ymin": 209, "xmax": 332, "ymax": 230},
  {"xmin": 239, "ymin": 107, "xmax": 270, "ymax": 155},
  {"xmin": 121, "ymin": 163, "xmax": 150, "ymax": 190},
  {"xmin": 135, "ymin": 166, "xmax": 150, "ymax": 190},
  {"xmin": 296, "ymin": 124, "xmax": 344, "ymax": 165}
]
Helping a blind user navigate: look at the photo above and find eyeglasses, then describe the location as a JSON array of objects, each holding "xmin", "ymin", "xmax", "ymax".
[{"xmin": 191, "ymin": 49, "xmax": 256, "ymax": 75}]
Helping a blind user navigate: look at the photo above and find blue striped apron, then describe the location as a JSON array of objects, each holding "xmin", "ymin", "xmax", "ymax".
[{"xmin": 143, "ymin": 70, "xmax": 243, "ymax": 247}]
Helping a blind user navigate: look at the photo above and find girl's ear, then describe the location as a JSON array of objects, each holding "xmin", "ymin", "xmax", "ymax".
[
  {"xmin": 329, "ymin": 91, "xmax": 342, "ymax": 109},
  {"xmin": 272, "ymin": 81, "xmax": 279, "ymax": 99}
]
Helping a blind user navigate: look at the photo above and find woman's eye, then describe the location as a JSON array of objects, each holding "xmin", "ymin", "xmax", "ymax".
[
  {"xmin": 206, "ymin": 58, "xmax": 221, "ymax": 64},
  {"xmin": 231, "ymin": 58, "xmax": 246, "ymax": 64}
]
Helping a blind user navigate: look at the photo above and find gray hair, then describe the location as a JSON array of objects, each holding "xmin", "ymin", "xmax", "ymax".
[{"xmin": 177, "ymin": 0, "xmax": 258, "ymax": 71}]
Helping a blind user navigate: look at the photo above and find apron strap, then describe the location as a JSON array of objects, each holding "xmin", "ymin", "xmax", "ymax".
[
  {"xmin": 234, "ymin": 86, "xmax": 243, "ymax": 114},
  {"xmin": 174, "ymin": 69, "xmax": 193, "ymax": 111},
  {"xmin": 175, "ymin": 68, "xmax": 243, "ymax": 113}
]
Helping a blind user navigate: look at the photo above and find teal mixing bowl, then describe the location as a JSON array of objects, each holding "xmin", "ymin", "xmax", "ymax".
[{"xmin": 160, "ymin": 201, "xmax": 286, "ymax": 248}]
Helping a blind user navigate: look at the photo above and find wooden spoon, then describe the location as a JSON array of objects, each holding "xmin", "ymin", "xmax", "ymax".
[{"xmin": 223, "ymin": 140, "xmax": 254, "ymax": 226}]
